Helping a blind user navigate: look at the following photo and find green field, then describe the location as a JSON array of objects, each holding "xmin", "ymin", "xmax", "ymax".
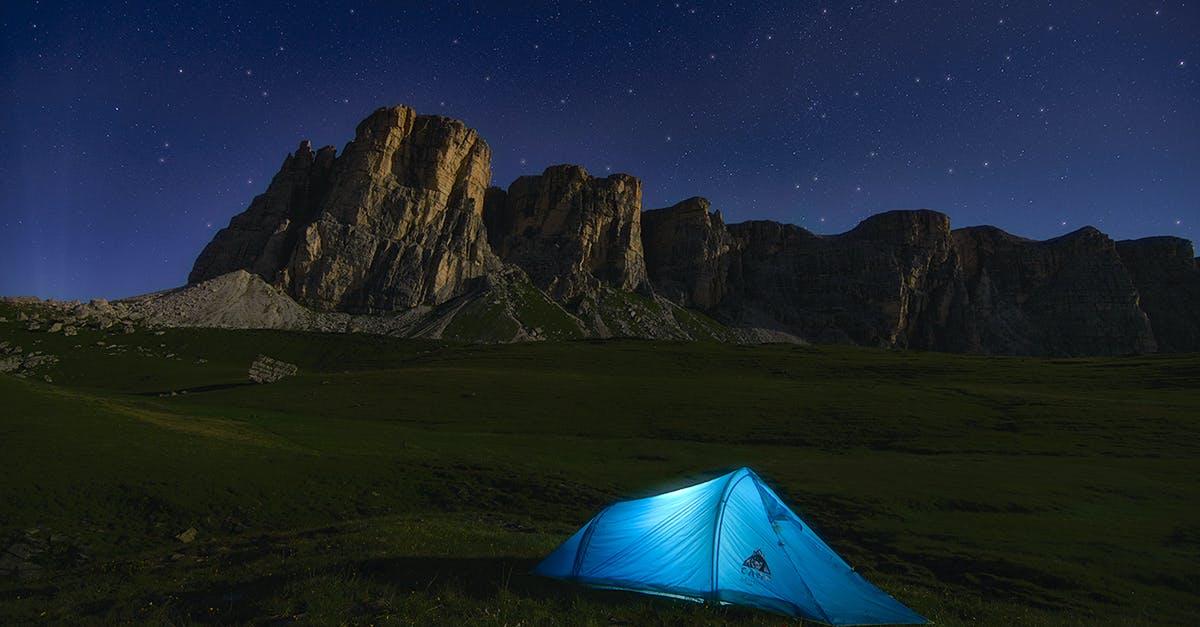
[{"xmin": 1, "ymin": 301, "xmax": 1198, "ymax": 625}]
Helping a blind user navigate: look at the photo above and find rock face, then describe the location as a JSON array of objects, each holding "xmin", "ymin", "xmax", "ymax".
[
  {"xmin": 641, "ymin": 197, "xmax": 733, "ymax": 310},
  {"xmin": 1116, "ymin": 237, "xmax": 1200, "ymax": 352},
  {"xmin": 951, "ymin": 226, "xmax": 1155, "ymax": 356},
  {"xmin": 722, "ymin": 210, "xmax": 961, "ymax": 348},
  {"xmin": 644, "ymin": 208, "xmax": 1164, "ymax": 355},
  {"xmin": 191, "ymin": 105, "xmax": 497, "ymax": 312},
  {"xmin": 190, "ymin": 140, "xmax": 337, "ymax": 284},
  {"xmin": 484, "ymin": 165, "xmax": 648, "ymax": 300},
  {"xmin": 178, "ymin": 103, "xmax": 1198, "ymax": 355}
]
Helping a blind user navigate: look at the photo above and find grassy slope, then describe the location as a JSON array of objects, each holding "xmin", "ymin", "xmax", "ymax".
[{"xmin": 0, "ymin": 302, "xmax": 1197, "ymax": 625}]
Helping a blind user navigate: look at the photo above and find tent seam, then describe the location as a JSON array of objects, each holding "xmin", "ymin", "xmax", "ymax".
[
  {"xmin": 572, "ymin": 506, "xmax": 610, "ymax": 578},
  {"xmin": 709, "ymin": 467, "xmax": 752, "ymax": 604}
]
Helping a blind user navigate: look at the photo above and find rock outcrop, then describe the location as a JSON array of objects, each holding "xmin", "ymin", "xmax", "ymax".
[
  {"xmin": 722, "ymin": 210, "xmax": 961, "ymax": 348},
  {"xmin": 951, "ymin": 226, "xmax": 1155, "ymax": 356},
  {"xmin": 190, "ymin": 140, "xmax": 336, "ymax": 284},
  {"xmin": 248, "ymin": 355, "xmax": 299, "ymax": 384},
  {"xmin": 484, "ymin": 165, "xmax": 648, "ymax": 300},
  {"xmin": 641, "ymin": 197, "xmax": 734, "ymax": 310},
  {"xmin": 644, "ymin": 207, "xmax": 1166, "ymax": 355},
  {"xmin": 191, "ymin": 105, "xmax": 498, "ymax": 313},
  {"xmin": 1116, "ymin": 237, "xmax": 1200, "ymax": 352},
  {"xmin": 174, "ymin": 103, "xmax": 1198, "ymax": 355}
]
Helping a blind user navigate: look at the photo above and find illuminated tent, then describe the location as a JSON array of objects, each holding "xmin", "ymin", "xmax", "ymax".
[{"xmin": 533, "ymin": 467, "xmax": 926, "ymax": 625}]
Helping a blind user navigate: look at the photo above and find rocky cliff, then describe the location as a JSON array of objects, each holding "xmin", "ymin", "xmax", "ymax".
[
  {"xmin": 1116, "ymin": 237, "xmax": 1200, "ymax": 352},
  {"xmin": 190, "ymin": 140, "xmax": 336, "ymax": 284},
  {"xmin": 641, "ymin": 197, "xmax": 734, "ymax": 310},
  {"xmin": 720, "ymin": 210, "xmax": 961, "ymax": 349},
  {"xmin": 182, "ymin": 103, "xmax": 1199, "ymax": 354},
  {"xmin": 951, "ymin": 226, "xmax": 1155, "ymax": 356},
  {"xmin": 191, "ymin": 105, "xmax": 498, "ymax": 313},
  {"xmin": 484, "ymin": 165, "xmax": 648, "ymax": 300}
]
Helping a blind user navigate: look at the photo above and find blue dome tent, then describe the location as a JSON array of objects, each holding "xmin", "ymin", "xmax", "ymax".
[{"xmin": 534, "ymin": 467, "xmax": 927, "ymax": 625}]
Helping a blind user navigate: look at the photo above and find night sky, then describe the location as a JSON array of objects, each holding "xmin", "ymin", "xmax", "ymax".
[{"xmin": 2, "ymin": 1, "xmax": 1197, "ymax": 300}]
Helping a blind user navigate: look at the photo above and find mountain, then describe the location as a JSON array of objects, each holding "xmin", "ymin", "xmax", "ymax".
[{"xmin": 157, "ymin": 104, "xmax": 1200, "ymax": 355}]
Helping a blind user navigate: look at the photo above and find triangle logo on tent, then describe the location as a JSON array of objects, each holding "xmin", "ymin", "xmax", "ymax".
[{"xmin": 742, "ymin": 548, "xmax": 771, "ymax": 580}]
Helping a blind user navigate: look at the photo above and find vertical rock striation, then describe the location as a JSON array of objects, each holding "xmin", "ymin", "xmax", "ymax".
[
  {"xmin": 1116, "ymin": 237, "xmax": 1200, "ymax": 352},
  {"xmin": 641, "ymin": 197, "xmax": 734, "ymax": 310},
  {"xmin": 951, "ymin": 226, "xmax": 1155, "ymax": 356},
  {"xmin": 722, "ymin": 210, "xmax": 960, "ymax": 348},
  {"xmin": 190, "ymin": 140, "xmax": 336, "ymax": 284},
  {"xmin": 190, "ymin": 105, "xmax": 497, "ymax": 312},
  {"xmin": 484, "ymin": 165, "xmax": 648, "ymax": 300}
]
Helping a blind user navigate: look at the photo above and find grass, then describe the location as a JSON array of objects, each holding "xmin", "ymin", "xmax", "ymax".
[{"xmin": 0, "ymin": 300, "xmax": 1197, "ymax": 625}]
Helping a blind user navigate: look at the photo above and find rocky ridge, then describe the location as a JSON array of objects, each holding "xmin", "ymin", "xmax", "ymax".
[{"xmin": 54, "ymin": 104, "xmax": 1200, "ymax": 355}]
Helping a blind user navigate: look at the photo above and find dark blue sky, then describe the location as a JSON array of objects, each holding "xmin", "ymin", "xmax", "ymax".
[{"xmin": 2, "ymin": 1, "xmax": 1197, "ymax": 300}]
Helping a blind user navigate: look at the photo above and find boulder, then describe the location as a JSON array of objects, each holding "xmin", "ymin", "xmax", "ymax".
[{"xmin": 248, "ymin": 355, "xmax": 299, "ymax": 384}]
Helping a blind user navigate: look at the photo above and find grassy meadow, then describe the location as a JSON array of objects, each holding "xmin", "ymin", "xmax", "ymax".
[{"xmin": 0, "ymin": 300, "xmax": 1197, "ymax": 625}]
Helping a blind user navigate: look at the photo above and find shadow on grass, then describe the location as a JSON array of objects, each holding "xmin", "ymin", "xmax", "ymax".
[
  {"xmin": 136, "ymin": 382, "xmax": 255, "ymax": 396},
  {"xmin": 162, "ymin": 555, "xmax": 772, "ymax": 624}
]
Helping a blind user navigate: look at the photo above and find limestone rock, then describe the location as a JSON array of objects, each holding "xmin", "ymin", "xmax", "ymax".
[
  {"xmin": 723, "ymin": 210, "xmax": 960, "ymax": 348},
  {"xmin": 485, "ymin": 165, "xmax": 649, "ymax": 300},
  {"xmin": 248, "ymin": 355, "xmax": 298, "ymax": 384},
  {"xmin": 118, "ymin": 270, "xmax": 318, "ymax": 330},
  {"xmin": 642, "ymin": 197, "xmax": 734, "ymax": 310},
  {"xmin": 1116, "ymin": 237, "xmax": 1200, "ymax": 352},
  {"xmin": 191, "ymin": 140, "xmax": 337, "ymax": 284},
  {"xmin": 0, "ymin": 355, "xmax": 20, "ymax": 373},
  {"xmin": 951, "ymin": 226, "xmax": 1155, "ymax": 356},
  {"xmin": 191, "ymin": 105, "xmax": 498, "ymax": 313}
]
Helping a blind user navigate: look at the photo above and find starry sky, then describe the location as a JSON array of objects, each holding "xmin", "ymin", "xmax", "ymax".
[{"xmin": 2, "ymin": 1, "xmax": 1197, "ymax": 300}]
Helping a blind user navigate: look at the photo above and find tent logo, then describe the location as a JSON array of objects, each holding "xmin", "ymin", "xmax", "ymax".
[{"xmin": 741, "ymin": 549, "xmax": 772, "ymax": 581}]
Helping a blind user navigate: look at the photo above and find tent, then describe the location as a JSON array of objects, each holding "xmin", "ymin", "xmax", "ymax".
[{"xmin": 533, "ymin": 467, "xmax": 927, "ymax": 625}]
